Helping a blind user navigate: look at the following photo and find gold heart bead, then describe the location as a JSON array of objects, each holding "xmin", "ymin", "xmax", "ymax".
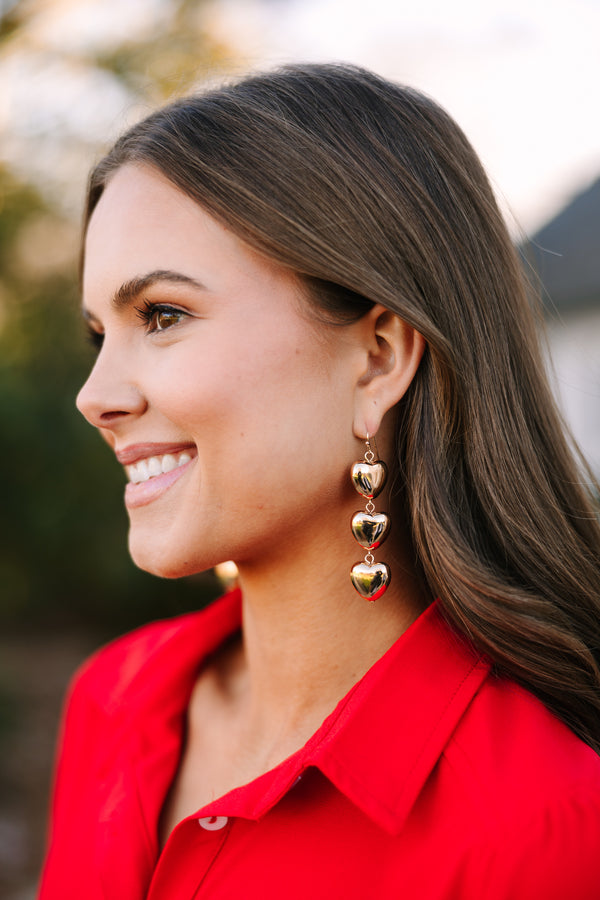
[
  {"xmin": 350, "ymin": 562, "xmax": 391, "ymax": 601},
  {"xmin": 351, "ymin": 511, "xmax": 390, "ymax": 549},
  {"xmin": 351, "ymin": 461, "xmax": 387, "ymax": 499}
]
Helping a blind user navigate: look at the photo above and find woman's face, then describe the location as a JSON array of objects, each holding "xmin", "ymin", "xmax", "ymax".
[{"xmin": 78, "ymin": 164, "xmax": 363, "ymax": 577}]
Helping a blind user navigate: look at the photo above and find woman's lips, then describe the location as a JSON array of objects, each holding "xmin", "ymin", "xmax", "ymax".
[
  {"xmin": 115, "ymin": 442, "xmax": 196, "ymax": 466},
  {"xmin": 118, "ymin": 445, "xmax": 197, "ymax": 509},
  {"xmin": 125, "ymin": 450, "xmax": 194, "ymax": 483}
]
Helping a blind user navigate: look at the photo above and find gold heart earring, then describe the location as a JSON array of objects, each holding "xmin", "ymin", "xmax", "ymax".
[{"xmin": 350, "ymin": 436, "xmax": 391, "ymax": 601}]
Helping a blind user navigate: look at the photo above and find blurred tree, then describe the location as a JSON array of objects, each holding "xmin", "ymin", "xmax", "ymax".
[
  {"xmin": 0, "ymin": 0, "xmax": 239, "ymax": 629},
  {"xmin": 0, "ymin": 0, "xmax": 239, "ymax": 212}
]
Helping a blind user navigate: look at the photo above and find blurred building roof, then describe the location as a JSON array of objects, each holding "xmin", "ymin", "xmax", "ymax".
[{"xmin": 524, "ymin": 176, "xmax": 600, "ymax": 312}]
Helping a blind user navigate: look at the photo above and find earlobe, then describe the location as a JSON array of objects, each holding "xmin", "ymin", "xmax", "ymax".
[{"xmin": 352, "ymin": 306, "xmax": 425, "ymax": 439}]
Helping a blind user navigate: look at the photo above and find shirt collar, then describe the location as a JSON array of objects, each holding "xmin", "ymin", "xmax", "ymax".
[
  {"xmin": 127, "ymin": 590, "xmax": 489, "ymax": 837},
  {"xmin": 306, "ymin": 601, "xmax": 490, "ymax": 834}
]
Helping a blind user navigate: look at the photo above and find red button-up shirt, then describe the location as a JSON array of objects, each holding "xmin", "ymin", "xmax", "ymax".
[{"xmin": 39, "ymin": 591, "xmax": 600, "ymax": 899}]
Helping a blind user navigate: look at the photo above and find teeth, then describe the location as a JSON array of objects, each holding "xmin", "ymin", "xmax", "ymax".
[
  {"xmin": 147, "ymin": 457, "xmax": 162, "ymax": 477},
  {"xmin": 161, "ymin": 454, "xmax": 177, "ymax": 473},
  {"xmin": 126, "ymin": 451, "xmax": 193, "ymax": 484}
]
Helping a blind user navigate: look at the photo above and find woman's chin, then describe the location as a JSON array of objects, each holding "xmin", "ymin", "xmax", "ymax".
[{"xmin": 127, "ymin": 535, "xmax": 209, "ymax": 580}]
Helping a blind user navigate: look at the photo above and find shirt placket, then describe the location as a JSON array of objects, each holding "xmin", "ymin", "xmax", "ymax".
[{"xmin": 147, "ymin": 814, "xmax": 232, "ymax": 899}]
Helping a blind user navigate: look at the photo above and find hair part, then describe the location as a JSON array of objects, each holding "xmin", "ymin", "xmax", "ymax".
[{"xmin": 85, "ymin": 63, "xmax": 600, "ymax": 751}]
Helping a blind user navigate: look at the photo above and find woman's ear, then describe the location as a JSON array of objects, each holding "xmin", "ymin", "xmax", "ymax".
[{"xmin": 352, "ymin": 305, "xmax": 425, "ymax": 439}]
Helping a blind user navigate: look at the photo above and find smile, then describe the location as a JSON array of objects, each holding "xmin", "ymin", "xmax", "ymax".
[
  {"xmin": 126, "ymin": 451, "xmax": 193, "ymax": 484},
  {"xmin": 121, "ymin": 446, "xmax": 197, "ymax": 510}
]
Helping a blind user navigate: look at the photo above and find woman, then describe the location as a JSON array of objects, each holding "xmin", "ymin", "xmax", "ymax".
[{"xmin": 39, "ymin": 64, "xmax": 600, "ymax": 899}]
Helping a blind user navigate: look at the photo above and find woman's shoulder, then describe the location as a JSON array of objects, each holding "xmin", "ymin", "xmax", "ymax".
[
  {"xmin": 441, "ymin": 670, "xmax": 600, "ymax": 841},
  {"xmin": 66, "ymin": 590, "xmax": 242, "ymax": 715},
  {"xmin": 436, "ymin": 674, "xmax": 600, "ymax": 897},
  {"xmin": 72, "ymin": 613, "xmax": 199, "ymax": 700},
  {"xmin": 447, "ymin": 670, "xmax": 600, "ymax": 798}
]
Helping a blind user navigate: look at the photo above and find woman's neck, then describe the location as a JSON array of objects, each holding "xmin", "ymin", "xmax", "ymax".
[
  {"xmin": 159, "ymin": 529, "xmax": 429, "ymax": 839},
  {"xmin": 233, "ymin": 536, "xmax": 429, "ymax": 749}
]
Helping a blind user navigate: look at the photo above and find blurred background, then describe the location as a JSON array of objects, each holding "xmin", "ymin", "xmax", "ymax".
[{"xmin": 1, "ymin": 0, "xmax": 599, "ymax": 896}]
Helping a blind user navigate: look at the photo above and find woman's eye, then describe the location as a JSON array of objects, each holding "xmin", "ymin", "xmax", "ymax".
[{"xmin": 136, "ymin": 302, "xmax": 187, "ymax": 333}]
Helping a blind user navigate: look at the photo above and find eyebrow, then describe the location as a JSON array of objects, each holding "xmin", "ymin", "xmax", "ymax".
[{"xmin": 111, "ymin": 269, "xmax": 206, "ymax": 310}]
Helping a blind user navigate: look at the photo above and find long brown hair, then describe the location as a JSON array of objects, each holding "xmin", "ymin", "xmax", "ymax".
[{"xmin": 84, "ymin": 64, "xmax": 600, "ymax": 751}]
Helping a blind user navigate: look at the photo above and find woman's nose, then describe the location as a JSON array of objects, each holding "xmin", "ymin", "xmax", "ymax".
[{"xmin": 76, "ymin": 349, "xmax": 147, "ymax": 429}]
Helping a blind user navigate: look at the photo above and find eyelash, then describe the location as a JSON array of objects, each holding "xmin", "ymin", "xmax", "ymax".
[
  {"xmin": 134, "ymin": 300, "xmax": 187, "ymax": 333},
  {"xmin": 86, "ymin": 327, "xmax": 104, "ymax": 351}
]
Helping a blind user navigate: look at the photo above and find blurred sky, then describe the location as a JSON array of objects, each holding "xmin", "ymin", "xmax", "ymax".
[
  {"xmin": 1, "ymin": 0, "xmax": 599, "ymax": 234},
  {"xmin": 210, "ymin": 0, "xmax": 600, "ymax": 234}
]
